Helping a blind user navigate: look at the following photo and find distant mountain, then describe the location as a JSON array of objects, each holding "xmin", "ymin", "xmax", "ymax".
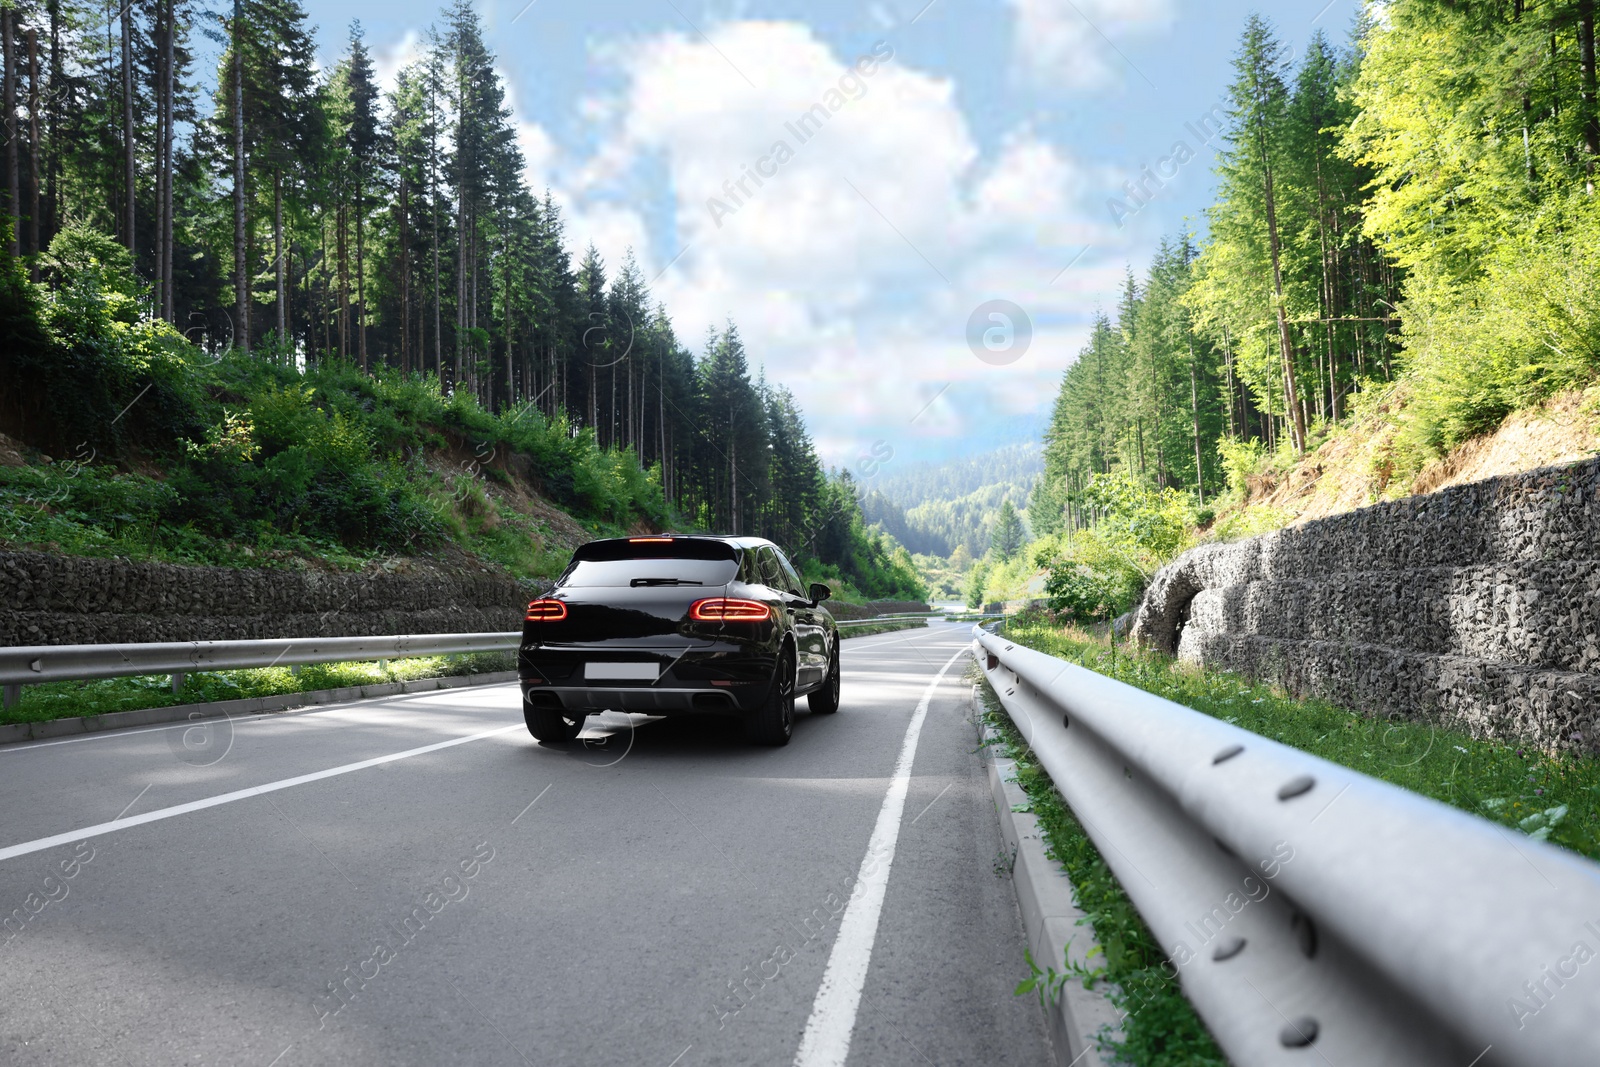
[
  {"xmin": 858, "ymin": 443, "xmax": 1042, "ymax": 558},
  {"xmin": 870, "ymin": 443, "xmax": 1043, "ymax": 510},
  {"xmin": 858, "ymin": 490, "xmax": 946, "ymax": 556}
]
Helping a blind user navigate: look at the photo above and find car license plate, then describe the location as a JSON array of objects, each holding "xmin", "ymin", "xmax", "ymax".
[{"xmin": 584, "ymin": 662, "xmax": 658, "ymax": 681}]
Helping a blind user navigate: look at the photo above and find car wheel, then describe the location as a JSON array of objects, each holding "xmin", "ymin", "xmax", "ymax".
[
  {"xmin": 525, "ymin": 704, "xmax": 586, "ymax": 743},
  {"xmin": 808, "ymin": 641, "xmax": 840, "ymax": 715},
  {"xmin": 746, "ymin": 651, "xmax": 795, "ymax": 746}
]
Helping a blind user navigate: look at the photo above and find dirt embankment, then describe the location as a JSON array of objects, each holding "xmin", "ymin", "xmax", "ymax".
[
  {"xmin": 422, "ymin": 429, "xmax": 598, "ymax": 554},
  {"xmin": 1233, "ymin": 390, "xmax": 1600, "ymax": 527}
]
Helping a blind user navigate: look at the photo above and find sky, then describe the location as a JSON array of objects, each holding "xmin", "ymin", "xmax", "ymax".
[{"xmin": 284, "ymin": 0, "xmax": 1361, "ymax": 476}]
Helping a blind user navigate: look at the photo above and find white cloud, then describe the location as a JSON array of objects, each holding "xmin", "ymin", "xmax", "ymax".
[
  {"xmin": 521, "ymin": 20, "xmax": 1137, "ymax": 464},
  {"xmin": 372, "ymin": 30, "xmax": 424, "ymax": 98},
  {"xmin": 1005, "ymin": 0, "xmax": 1174, "ymax": 89}
]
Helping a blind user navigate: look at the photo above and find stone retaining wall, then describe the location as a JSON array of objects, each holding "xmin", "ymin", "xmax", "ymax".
[
  {"xmin": 1129, "ymin": 459, "xmax": 1600, "ymax": 752},
  {"xmin": 0, "ymin": 550, "xmax": 534, "ymax": 645}
]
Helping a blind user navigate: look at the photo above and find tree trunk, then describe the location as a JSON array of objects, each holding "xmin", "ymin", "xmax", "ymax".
[
  {"xmin": 45, "ymin": 0, "xmax": 58, "ymax": 248},
  {"xmin": 432, "ymin": 194, "xmax": 442, "ymax": 384},
  {"xmin": 26, "ymin": 29, "xmax": 37, "ymax": 265},
  {"xmin": 399, "ymin": 172, "xmax": 409, "ymax": 374},
  {"xmin": 320, "ymin": 221, "xmax": 329, "ymax": 357},
  {"xmin": 1258, "ymin": 133, "xmax": 1304, "ymax": 451},
  {"xmin": 503, "ymin": 226, "xmax": 513, "ymax": 409},
  {"xmin": 121, "ymin": 0, "xmax": 133, "ymax": 258},
  {"xmin": 356, "ymin": 161, "xmax": 366, "ymax": 370},
  {"xmin": 1221, "ymin": 321, "xmax": 1238, "ymax": 438},
  {"xmin": 455, "ymin": 188, "xmax": 465, "ymax": 389},
  {"xmin": 274, "ymin": 170, "xmax": 285, "ymax": 345},
  {"xmin": 1189, "ymin": 341, "xmax": 1205, "ymax": 505},
  {"xmin": 162, "ymin": 0, "xmax": 174, "ymax": 321},
  {"xmin": 233, "ymin": 0, "xmax": 248, "ymax": 352},
  {"xmin": 1582, "ymin": 0, "xmax": 1598, "ymax": 190},
  {"xmin": 658, "ymin": 345, "xmax": 666, "ymax": 498},
  {"xmin": 337, "ymin": 201, "xmax": 348, "ymax": 358},
  {"xmin": 3, "ymin": 8, "xmax": 17, "ymax": 256},
  {"xmin": 153, "ymin": 11, "xmax": 166, "ymax": 318}
]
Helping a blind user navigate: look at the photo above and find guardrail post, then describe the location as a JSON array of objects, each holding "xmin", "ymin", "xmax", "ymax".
[
  {"xmin": 170, "ymin": 672, "xmax": 186, "ymax": 694},
  {"xmin": 3, "ymin": 683, "xmax": 19, "ymax": 709}
]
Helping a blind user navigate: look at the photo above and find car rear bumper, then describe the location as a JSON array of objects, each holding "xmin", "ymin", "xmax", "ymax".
[
  {"xmin": 521, "ymin": 682, "xmax": 764, "ymax": 715},
  {"xmin": 519, "ymin": 641, "xmax": 776, "ymax": 715}
]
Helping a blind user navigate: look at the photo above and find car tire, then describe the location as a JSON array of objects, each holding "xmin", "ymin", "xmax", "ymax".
[
  {"xmin": 808, "ymin": 641, "xmax": 840, "ymax": 715},
  {"xmin": 525, "ymin": 704, "xmax": 585, "ymax": 743},
  {"xmin": 746, "ymin": 651, "xmax": 795, "ymax": 746}
]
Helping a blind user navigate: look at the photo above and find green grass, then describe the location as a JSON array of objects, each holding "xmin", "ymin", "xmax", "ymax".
[
  {"xmin": 0, "ymin": 462, "xmax": 580, "ymax": 580},
  {"xmin": 976, "ymin": 669, "xmax": 1226, "ymax": 1066},
  {"xmin": 1002, "ymin": 614, "xmax": 1600, "ymax": 859},
  {"xmin": 0, "ymin": 652, "xmax": 516, "ymax": 725}
]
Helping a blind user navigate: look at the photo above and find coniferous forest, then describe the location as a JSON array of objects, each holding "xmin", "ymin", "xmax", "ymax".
[
  {"xmin": 1031, "ymin": 3, "xmax": 1600, "ymax": 541},
  {"xmin": 0, "ymin": 0, "xmax": 924, "ymax": 600},
  {"xmin": 1012, "ymin": 2, "xmax": 1600, "ymax": 619}
]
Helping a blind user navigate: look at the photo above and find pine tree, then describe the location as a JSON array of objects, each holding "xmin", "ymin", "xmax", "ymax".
[{"xmin": 990, "ymin": 500, "xmax": 1024, "ymax": 561}]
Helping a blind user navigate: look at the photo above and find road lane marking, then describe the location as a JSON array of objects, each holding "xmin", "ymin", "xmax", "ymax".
[
  {"xmin": 793, "ymin": 646, "xmax": 968, "ymax": 1067},
  {"xmin": 0, "ymin": 725, "xmax": 523, "ymax": 864}
]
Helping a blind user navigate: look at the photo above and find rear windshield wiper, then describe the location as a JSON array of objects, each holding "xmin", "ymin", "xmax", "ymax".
[{"xmin": 629, "ymin": 578, "xmax": 705, "ymax": 587}]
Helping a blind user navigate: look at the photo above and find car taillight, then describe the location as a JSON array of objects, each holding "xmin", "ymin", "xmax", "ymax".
[
  {"xmin": 690, "ymin": 597, "xmax": 771, "ymax": 622},
  {"xmin": 628, "ymin": 537, "xmax": 674, "ymax": 543},
  {"xmin": 526, "ymin": 599, "xmax": 567, "ymax": 621}
]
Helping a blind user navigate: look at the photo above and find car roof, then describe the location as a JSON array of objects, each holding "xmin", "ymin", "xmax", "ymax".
[
  {"xmin": 585, "ymin": 534, "xmax": 775, "ymax": 549},
  {"xmin": 572, "ymin": 535, "xmax": 783, "ymax": 562}
]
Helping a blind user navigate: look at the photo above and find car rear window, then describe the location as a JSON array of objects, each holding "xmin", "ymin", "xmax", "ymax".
[
  {"xmin": 574, "ymin": 538, "xmax": 736, "ymax": 562},
  {"xmin": 561, "ymin": 558, "xmax": 738, "ymax": 588}
]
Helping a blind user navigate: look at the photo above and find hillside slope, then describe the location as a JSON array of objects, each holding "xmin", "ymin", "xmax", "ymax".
[
  {"xmin": 862, "ymin": 443, "xmax": 1041, "ymax": 558},
  {"xmin": 1219, "ymin": 390, "xmax": 1600, "ymax": 532}
]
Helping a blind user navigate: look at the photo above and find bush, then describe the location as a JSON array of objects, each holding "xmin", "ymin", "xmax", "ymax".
[
  {"xmin": 1391, "ymin": 199, "xmax": 1600, "ymax": 471},
  {"xmin": 1043, "ymin": 563, "xmax": 1122, "ymax": 622},
  {"xmin": 1038, "ymin": 473, "xmax": 1195, "ymax": 622}
]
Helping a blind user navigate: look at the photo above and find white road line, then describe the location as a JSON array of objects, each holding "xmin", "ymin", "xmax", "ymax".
[
  {"xmin": 793, "ymin": 645, "xmax": 968, "ymax": 1067},
  {"xmin": 0, "ymin": 725, "xmax": 523, "ymax": 864}
]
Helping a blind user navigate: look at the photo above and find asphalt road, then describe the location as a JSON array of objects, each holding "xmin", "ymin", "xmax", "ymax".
[{"xmin": 0, "ymin": 621, "xmax": 1050, "ymax": 1067}]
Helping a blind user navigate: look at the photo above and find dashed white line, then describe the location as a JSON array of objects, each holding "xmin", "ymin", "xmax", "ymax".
[{"xmin": 0, "ymin": 725, "xmax": 522, "ymax": 864}]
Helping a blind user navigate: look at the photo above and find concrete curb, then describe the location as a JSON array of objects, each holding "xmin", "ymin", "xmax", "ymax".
[
  {"xmin": 970, "ymin": 684, "xmax": 1123, "ymax": 1067},
  {"xmin": 0, "ymin": 671, "xmax": 520, "ymax": 747}
]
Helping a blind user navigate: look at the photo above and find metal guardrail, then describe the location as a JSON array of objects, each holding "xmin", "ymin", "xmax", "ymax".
[
  {"xmin": 0, "ymin": 633, "xmax": 520, "ymax": 707},
  {"xmin": 834, "ymin": 613, "xmax": 936, "ymax": 627},
  {"xmin": 0, "ymin": 614, "xmax": 983, "ymax": 705},
  {"xmin": 834, "ymin": 612, "xmax": 1006, "ymax": 626},
  {"xmin": 974, "ymin": 626, "xmax": 1600, "ymax": 1067}
]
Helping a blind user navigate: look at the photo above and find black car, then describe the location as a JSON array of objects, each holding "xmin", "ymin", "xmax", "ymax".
[{"xmin": 517, "ymin": 535, "xmax": 840, "ymax": 746}]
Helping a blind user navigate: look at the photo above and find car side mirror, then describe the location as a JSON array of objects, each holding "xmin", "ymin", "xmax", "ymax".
[{"xmin": 808, "ymin": 583, "xmax": 831, "ymax": 606}]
